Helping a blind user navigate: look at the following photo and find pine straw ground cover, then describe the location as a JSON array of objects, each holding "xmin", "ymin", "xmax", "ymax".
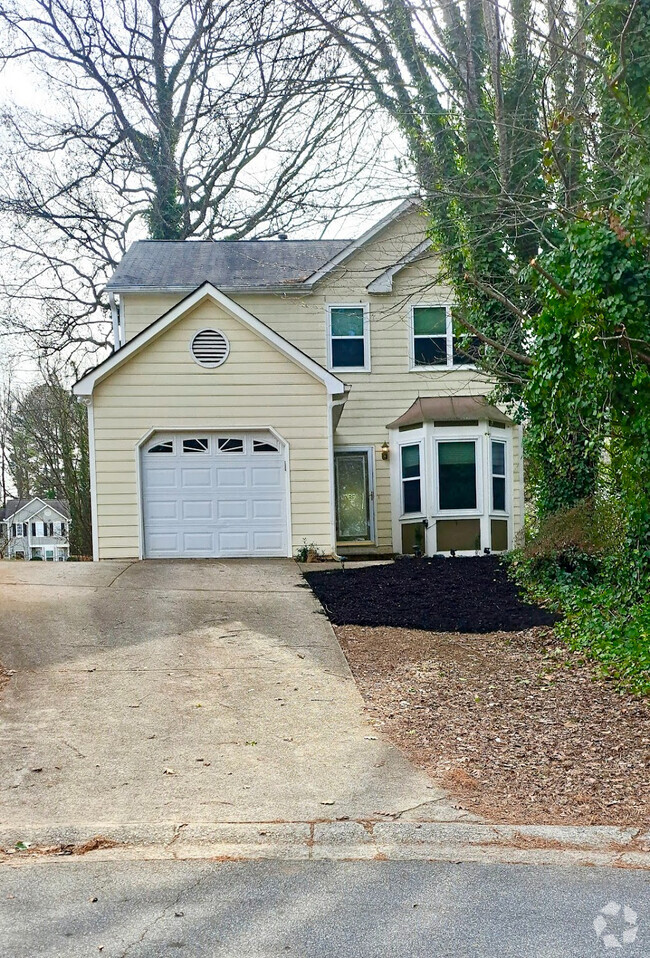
[
  {"xmin": 306, "ymin": 559, "xmax": 649, "ymax": 825},
  {"xmin": 335, "ymin": 625, "xmax": 650, "ymax": 825}
]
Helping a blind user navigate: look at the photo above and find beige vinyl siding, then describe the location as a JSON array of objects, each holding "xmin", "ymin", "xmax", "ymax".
[
  {"xmin": 117, "ymin": 208, "xmax": 524, "ymax": 553},
  {"xmin": 92, "ymin": 300, "xmax": 332, "ymax": 559}
]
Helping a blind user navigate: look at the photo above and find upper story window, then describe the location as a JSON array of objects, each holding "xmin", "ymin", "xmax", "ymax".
[
  {"xmin": 410, "ymin": 305, "xmax": 476, "ymax": 370},
  {"xmin": 328, "ymin": 305, "xmax": 370, "ymax": 372}
]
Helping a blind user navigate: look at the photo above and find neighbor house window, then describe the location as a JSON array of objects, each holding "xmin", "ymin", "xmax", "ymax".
[
  {"xmin": 438, "ymin": 441, "xmax": 477, "ymax": 510},
  {"xmin": 411, "ymin": 306, "xmax": 476, "ymax": 369},
  {"xmin": 491, "ymin": 440, "xmax": 507, "ymax": 512},
  {"xmin": 401, "ymin": 444, "xmax": 422, "ymax": 514},
  {"xmin": 328, "ymin": 305, "xmax": 369, "ymax": 371}
]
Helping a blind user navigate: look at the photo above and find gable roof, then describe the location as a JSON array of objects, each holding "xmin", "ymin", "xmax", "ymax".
[
  {"xmin": 1, "ymin": 497, "xmax": 70, "ymax": 521},
  {"xmin": 366, "ymin": 239, "xmax": 433, "ymax": 294},
  {"xmin": 73, "ymin": 282, "xmax": 348, "ymax": 397},
  {"xmin": 104, "ymin": 197, "xmax": 424, "ymax": 294},
  {"xmin": 106, "ymin": 239, "xmax": 351, "ymax": 293},
  {"xmin": 302, "ymin": 198, "xmax": 423, "ymax": 288}
]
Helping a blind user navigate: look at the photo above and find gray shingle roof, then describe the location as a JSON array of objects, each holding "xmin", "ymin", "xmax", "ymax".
[
  {"xmin": 106, "ymin": 239, "xmax": 352, "ymax": 291},
  {"xmin": 0, "ymin": 498, "xmax": 71, "ymax": 521}
]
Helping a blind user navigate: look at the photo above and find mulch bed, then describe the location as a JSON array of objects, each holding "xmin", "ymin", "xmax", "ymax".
[
  {"xmin": 306, "ymin": 555, "xmax": 558, "ymax": 632},
  {"xmin": 336, "ymin": 624, "xmax": 650, "ymax": 826}
]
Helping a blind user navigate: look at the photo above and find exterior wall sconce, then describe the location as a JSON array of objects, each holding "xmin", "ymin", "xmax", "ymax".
[{"xmin": 381, "ymin": 441, "xmax": 389, "ymax": 461}]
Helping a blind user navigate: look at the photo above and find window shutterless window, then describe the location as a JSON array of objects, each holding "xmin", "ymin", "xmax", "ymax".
[
  {"xmin": 491, "ymin": 440, "xmax": 507, "ymax": 512},
  {"xmin": 411, "ymin": 306, "xmax": 477, "ymax": 369},
  {"xmin": 328, "ymin": 306, "xmax": 369, "ymax": 370},
  {"xmin": 401, "ymin": 444, "xmax": 422, "ymax": 514},
  {"xmin": 438, "ymin": 441, "xmax": 477, "ymax": 510}
]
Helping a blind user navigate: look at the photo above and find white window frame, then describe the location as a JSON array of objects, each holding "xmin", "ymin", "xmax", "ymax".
[
  {"xmin": 409, "ymin": 304, "xmax": 476, "ymax": 371},
  {"xmin": 490, "ymin": 438, "xmax": 509, "ymax": 515},
  {"xmin": 326, "ymin": 303, "xmax": 371, "ymax": 373},
  {"xmin": 399, "ymin": 439, "xmax": 425, "ymax": 518},
  {"xmin": 433, "ymin": 434, "xmax": 483, "ymax": 517}
]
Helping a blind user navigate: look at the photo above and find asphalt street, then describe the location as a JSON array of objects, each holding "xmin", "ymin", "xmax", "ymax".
[{"xmin": 1, "ymin": 859, "xmax": 647, "ymax": 957}]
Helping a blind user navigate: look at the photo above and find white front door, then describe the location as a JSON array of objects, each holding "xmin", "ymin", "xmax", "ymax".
[{"xmin": 141, "ymin": 432, "xmax": 288, "ymax": 558}]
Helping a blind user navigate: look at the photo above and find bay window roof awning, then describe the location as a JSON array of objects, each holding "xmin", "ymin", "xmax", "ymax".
[{"xmin": 387, "ymin": 395, "xmax": 515, "ymax": 430}]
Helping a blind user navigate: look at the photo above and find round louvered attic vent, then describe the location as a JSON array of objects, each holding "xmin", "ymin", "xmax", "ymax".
[{"xmin": 190, "ymin": 328, "xmax": 230, "ymax": 368}]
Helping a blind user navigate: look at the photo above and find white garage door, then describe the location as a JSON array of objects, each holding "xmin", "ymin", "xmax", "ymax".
[{"xmin": 141, "ymin": 432, "xmax": 288, "ymax": 558}]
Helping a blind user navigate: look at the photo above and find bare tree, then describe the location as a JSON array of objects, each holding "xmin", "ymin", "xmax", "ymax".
[
  {"xmin": 0, "ymin": 0, "xmax": 394, "ymax": 354},
  {"xmin": 9, "ymin": 369, "xmax": 92, "ymax": 556}
]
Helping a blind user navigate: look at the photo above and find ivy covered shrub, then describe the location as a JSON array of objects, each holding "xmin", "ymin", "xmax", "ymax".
[{"xmin": 507, "ymin": 498, "xmax": 650, "ymax": 696}]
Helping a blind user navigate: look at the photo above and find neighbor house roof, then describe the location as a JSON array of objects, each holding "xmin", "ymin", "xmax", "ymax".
[
  {"xmin": 387, "ymin": 396, "xmax": 515, "ymax": 430},
  {"xmin": 106, "ymin": 239, "xmax": 351, "ymax": 293},
  {"xmin": 0, "ymin": 497, "xmax": 71, "ymax": 521}
]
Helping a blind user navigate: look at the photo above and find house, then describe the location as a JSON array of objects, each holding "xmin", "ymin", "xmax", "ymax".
[
  {"xmin": 72, "ymin": 199, "xmax": 524, "ymax": 561},
  {"xmin": 0, "ymin": 497, "xmax": 71, "ymax": 561}
]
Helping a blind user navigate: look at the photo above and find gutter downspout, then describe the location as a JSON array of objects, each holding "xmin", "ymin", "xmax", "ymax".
[{"xmin": 109, "ymin": 292, "xmax": 119, "ymax": 351}]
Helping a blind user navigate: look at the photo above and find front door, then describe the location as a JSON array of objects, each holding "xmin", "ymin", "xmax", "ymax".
[{"xmin": 334, "ymin": 449, "xmax": 373, "ymax": 544}]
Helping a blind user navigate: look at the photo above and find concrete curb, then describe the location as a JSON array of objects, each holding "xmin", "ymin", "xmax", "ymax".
[{"xmin": 1, "ymin": 821, "xmax": 648, "ymax": 869}]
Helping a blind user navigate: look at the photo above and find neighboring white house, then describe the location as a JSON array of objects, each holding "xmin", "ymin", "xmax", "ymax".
[
  {"xmin": 0, "ymin": 498, "xmax": 71, "ymax": 561},
  {"xmin": 73, "ymin": 198, "xmax": 524, "ymax": 561}
]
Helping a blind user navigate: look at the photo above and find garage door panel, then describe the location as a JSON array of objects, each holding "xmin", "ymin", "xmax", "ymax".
[
  {"xmin": 216, "ymin": 499, "xmax": 249, "ymax": 519},
  {"xmin": 142, "ymin": 432, "xmax": 288, "ymax": 558},
  {"xmin": 182, "ymin": 531, "xmax": 214, "ymax": 552},
  {"xmin": 181, "ymin": 467, "xmax": 213, "ymax": 488},
  {"xmin": 252, "ymin": 499, "xmax": 283, "ymax": 519},
  {"xmin": 147, "ymin": 532, "xmax": 181, "ymax": 554},
  {"xmin": 181, "ymin": 500, "xmax": 214, "ymax": 520},
  {"xmin": 217, "ymin": 531, "xmax": 249, "ymax": 553},
  {"xmin": 252, "ymin": 466, "xmax": 282, "ymax": 486},
  {"xmin": 147, "ymin": 468, "xmax": 178, "ymax": 489},
  {"xmin": 217, "ymin": 467, "xmax": 247, "ymax": 487},
  {"xmin": 253, "ymin": 531, "xmax": 285, "ymax": 551},
  {"xmin": 147, "ymin": 500, "xmax": 180, "ymax": 520}
]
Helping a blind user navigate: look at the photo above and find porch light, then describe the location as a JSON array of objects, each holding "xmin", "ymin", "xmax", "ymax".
[{"xmin": 381, "ymin": 441, "xmax": 389, "ymax": 461}]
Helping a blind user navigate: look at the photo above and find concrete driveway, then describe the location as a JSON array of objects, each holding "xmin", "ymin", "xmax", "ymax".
[{"xmin": 0, "ymin": 560, "xmax": 461, "ymax": 836}]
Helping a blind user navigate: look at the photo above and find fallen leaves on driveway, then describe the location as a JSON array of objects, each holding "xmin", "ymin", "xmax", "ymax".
[{"xmin": 336, "ymin": 624, "xmax": 650, "ymax": 826}]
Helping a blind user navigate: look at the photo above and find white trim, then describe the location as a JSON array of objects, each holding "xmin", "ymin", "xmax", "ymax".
[
  {"xmin": 367, "ymin": 239, "xmax": 432, "ymax": 293},
  {"xmin": 86, "ymin": 400, "xmax": 99, "ymax": 561},
  {"xmin": 135, "ymin": 426, "xmax": 293, "ymax": 560},
  {"xmin": 333, "ymin": 445, "xmax": 377, "ymax": 545},
  {"xmin": 304, "ymin": 198, "xmax": 422, "ymax": 288},
  {"xmin": 408, "ymin": 304, "xmax": 477, "ymax": 372},
  {"xmin": 73, "ymin": 283, "xmax": 346, "ymax": 397},
  {"xmin": 326, "ymin": 303, "xmax": 371, "ymax": 373}
]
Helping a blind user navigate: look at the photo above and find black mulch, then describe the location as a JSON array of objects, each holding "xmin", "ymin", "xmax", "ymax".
[{"xmin": 304, "ymin": 555, "xmax": 559, "ymax": 633}]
